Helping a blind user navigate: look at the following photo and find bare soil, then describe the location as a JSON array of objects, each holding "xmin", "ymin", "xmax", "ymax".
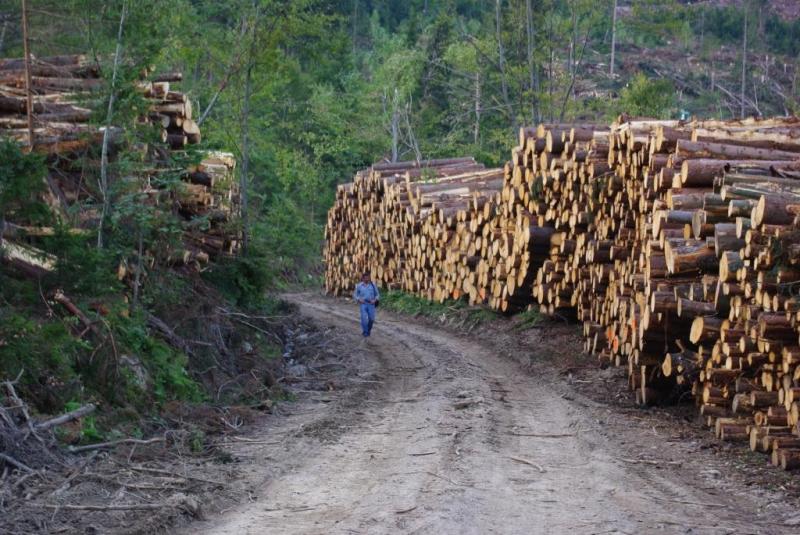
[{"xmin": 174, "ymin": 293, "xmax": 800, "ymax": 535}]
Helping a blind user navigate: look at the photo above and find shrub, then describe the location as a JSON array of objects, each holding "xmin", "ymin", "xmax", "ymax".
[{"xmin": 616, "ymin": 74, "xmax": 676, "ymax": 119}]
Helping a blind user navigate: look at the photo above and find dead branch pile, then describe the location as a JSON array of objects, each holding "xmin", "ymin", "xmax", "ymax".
[
  {"xmin": 0, "ymin": 371, "xmax": 90, "ymax": 473},
  {"xmin": 1, "ymin": 375, "xmax": 220, "ymax": 532}
]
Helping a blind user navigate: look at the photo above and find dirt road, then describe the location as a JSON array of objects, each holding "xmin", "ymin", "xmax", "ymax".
[{"xmin": 180, "ymin": 295, "xmax": 797, "ymax": 535}]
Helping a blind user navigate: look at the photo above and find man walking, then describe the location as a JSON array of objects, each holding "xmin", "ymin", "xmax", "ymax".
[{"xmin": 353, "ymin": 272, "xmax": 380, "ymax": 338}]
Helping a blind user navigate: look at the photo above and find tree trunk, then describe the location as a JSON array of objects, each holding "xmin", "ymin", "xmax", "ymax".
[
  {"xmin": 495, "ymin": 0, "xmax": 514, "ymax": 130},
  {"xmin": 699, "ymin": 5, "xmax": 705, "ymax": 49},
  {"xmin": 0, "ymin": 17, "xmax": 7, "ymax": 56},
  {"xmin": 560, "ymin": 29, "xmax": 589, "ymax": 121},
  {"xmin": 132, "ymin": 227, "xmax": 143, "ymax": 313},
  {"xmin": 390, "ymin": 89, "xmax": 399, "ymax": 162},
  {"xmin": 351, "ymin": 0, "xmax": 358, "ymax": 56},
  {"xmin": 239, "ymin": 2, "xmax": 262, "ymax": 256},
  {"xmin": 240, "ymin": 60, "xmax": 253, "ymax": 254},
  {"xmin": 741, "ymin": 6, "xmax": 748, "ymax": 119},
  {"xmin": 0, "ymin": 211, "xmax": 5, "ymax": 254},
  {"xmin": 97, "ymin": 2, "xmax": 127, "ymax": 249},
  {"xmin": 401, "ymin": 100, "xmax": 422, "ymax": 162},
  {"xmin": 198, "ymin": 16, "xmax": 249, "ymax": 126},
  {"xmin": 609, "ymin": 0, "xmax": 618, "ymax": 77},
  {"xmin": 548, "ymin": 16, "xmax": 554, "ymax": 121},
  {"xmin": 525, "ymin": 0, "xmax": 539, "ymax": 122},
  {"xmin": 473, "ymin": 71, "xmax": 481, "ymax": 146},
  {"xmin": 21, "ymin": 0, "xmax": 34, "ymax": 148}
]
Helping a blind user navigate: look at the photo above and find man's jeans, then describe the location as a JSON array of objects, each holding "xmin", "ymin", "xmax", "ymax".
[{"xmin": 360, "ymin": 303, "xmax": 376, "ymax": 337}]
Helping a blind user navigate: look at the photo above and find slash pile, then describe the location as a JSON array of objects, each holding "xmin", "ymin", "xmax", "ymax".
[{"xmin": 324, "ymin": 116, "xmax": 800, "ymax": 470}]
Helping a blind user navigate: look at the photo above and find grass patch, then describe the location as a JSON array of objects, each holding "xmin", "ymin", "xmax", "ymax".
[
  {"xmin": 380, "ymin": 290, "xmax": 499, "ymax": 330},
  {"xmin": 513, "ymin": 307, "xmax": 542, "ymax": 330}
]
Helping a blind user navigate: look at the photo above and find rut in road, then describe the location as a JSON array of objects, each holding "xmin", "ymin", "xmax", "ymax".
[{"xmin": 181, "ymin": 295, "xmax": 793, "ymax": 535}]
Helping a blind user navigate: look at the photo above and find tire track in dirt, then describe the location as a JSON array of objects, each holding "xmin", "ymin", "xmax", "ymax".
[{"xmin": 180, "ymin": 294, "xmax": 796, "ymax": 535}]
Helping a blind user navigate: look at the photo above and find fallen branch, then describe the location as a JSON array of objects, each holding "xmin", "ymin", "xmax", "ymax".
[
  {"xmin": 29, "ymin": 503, "xmax": 173, "ymax": 511},
  {"xmin": 68, "ymin": 436, "xmax": 164, "ymax": 454},
  {"xmin": 214, "ymin": 439, "xmax": 282, "ymax": 446},
  {"xmin": 146, "ymin": 313, "xmax": 193, "ymax": 357},
  {"xmin": 0, "ymin": 453, "xmax": 32, "ymax": 473},
  {"xmin": 366, "ymin": 398, "xmax": 419, "ymax": 404},
  {"xmin": 12, "ymin": 468, "xmax": 43, "ymax": 488},
  {"xmin": 508, "ymin": 455, "xmax": 546, "ymax": 473},
  {"xmin": 128, "ymin": 465, "xmax": 225, "ymax": 487},
  {"xmin": 0, "ymin": 403, "xmax": 18, "ymax": 429},
  {"xmin": 51, "ymin": 451, "xmax": 98, "ymax": 496},
  {"xmin": 53, "ymin": 290, "xmax": 100, "ymax": 336},
  {"xmin": 395, "ymin": 505, "xmax": 418, "ymax": 514},
  {"xmin": 215, "ymin": 307, "xmax": 289, "ymax": 322},
  {"xmin": 0, "ymin": 240, "xmax": 56, "ymax": 277},
  {"xmin": 506, "ymin": 432, "xmax": 575, "ymax": 438},
  {"xmin": 1, "ymin": 223, "xmax": 89, "ymax": 239},
  {"xmin": 2, "ymin": 370, "xmax": 40, "ymax": 441},
  {"xmin": 453, "ymin": 396, "xmax": 484, "ymax": 409},
  {"xmin": 619, "ymin": 457, "xmax": 682, "ymax": 466},
  {"xmin": 36, "ymin": 403, "xmax": 95, "ymax": 432},
  {"xmin": 79, "ymin": 472, "xmax": 184, "ymax": 491},
  {"xmin": 229, "ymin": 317, "xmax": 282, "ymax": 344}
]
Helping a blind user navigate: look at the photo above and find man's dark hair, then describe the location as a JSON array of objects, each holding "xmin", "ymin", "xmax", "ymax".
[{"xmin": 362, "ymin": 272, "xmax": 370, "ymax": 277}]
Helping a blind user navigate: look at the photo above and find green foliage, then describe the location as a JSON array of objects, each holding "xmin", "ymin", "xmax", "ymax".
[
  {"xmin": 689, "ymin": 4, "xmax": 800, "ymax": 57},
  {"xmin": 626, "ymin": 0, "xmax": 692, "ymax": 48},
  {"xmin": 0, "ymin": 140, "xmax": 50, "ymax": 225},
  {"xmin": 0, "ymin": 278, "xmax": 85, "ymax": 415},
  {"xmin": 0, "ymin": 272, "xmax": 202, "ymax": 413},
  {"xmin": 763, "ymin": 14, "xmax": 800, "ymax": 57},
  {"xmin": 189, "ymin": 428, "xmax": 205, "ymax": 453},
  {"xmin": 203, "ymin": 253, "xmax": 273, "ymax": 307},
  {"xmin": 381, "ymin": 290, "xmax": 450, "ymax": 316},
  {"xmin": 63, "ymin": 401, "xmax": 104, "ymax": 442},
  {"xmin": 0, "ymin": 309, "xmax": 86, "ymax": 411},
  {"xmin": 114, "ymin": 315, "xmax": 204, "ymax": 405},
  {"xmin": 513, "ymin": 307, "xmax": 542, "ymax": 330},
  {"xmin": 258, "ymin": 341, "xmax": 282, "ymax": 361},
  {"xmin": 616, "ymin": 74, "xmax": 676, "ymax": 119},
  {"xmin": 380, "ymin": 290, "xmax": 498, "ymax": 328},
  {"xmin": 44, "ymin": 228, "xmax": 122, "ymax": 297}
]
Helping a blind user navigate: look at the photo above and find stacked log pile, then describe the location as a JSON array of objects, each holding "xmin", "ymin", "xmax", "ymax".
[
  {"xmin": 181, "ymin": 152, "xmax": 240, "ymax": 259},
  {"xmin": 0, "ymin": 53, "xmax": 241, "ymax": 274},
  {"xmin": 325, "ymin": 116, "xmax": 800, "ymax": 469},
  {"xmin": 517, "ymin": 117, "xmax": 800, "ymax": 470},
  {"xmin": 324, "ymin": 151, "xmax": 563, "ymax": 312},
  {"xmin": 0, "ymin": 54, "xmax": 199, "ymax": 152},
  {"xmin": 326, "ymin": 159, "xmax": 493, "ymax": 298}
]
